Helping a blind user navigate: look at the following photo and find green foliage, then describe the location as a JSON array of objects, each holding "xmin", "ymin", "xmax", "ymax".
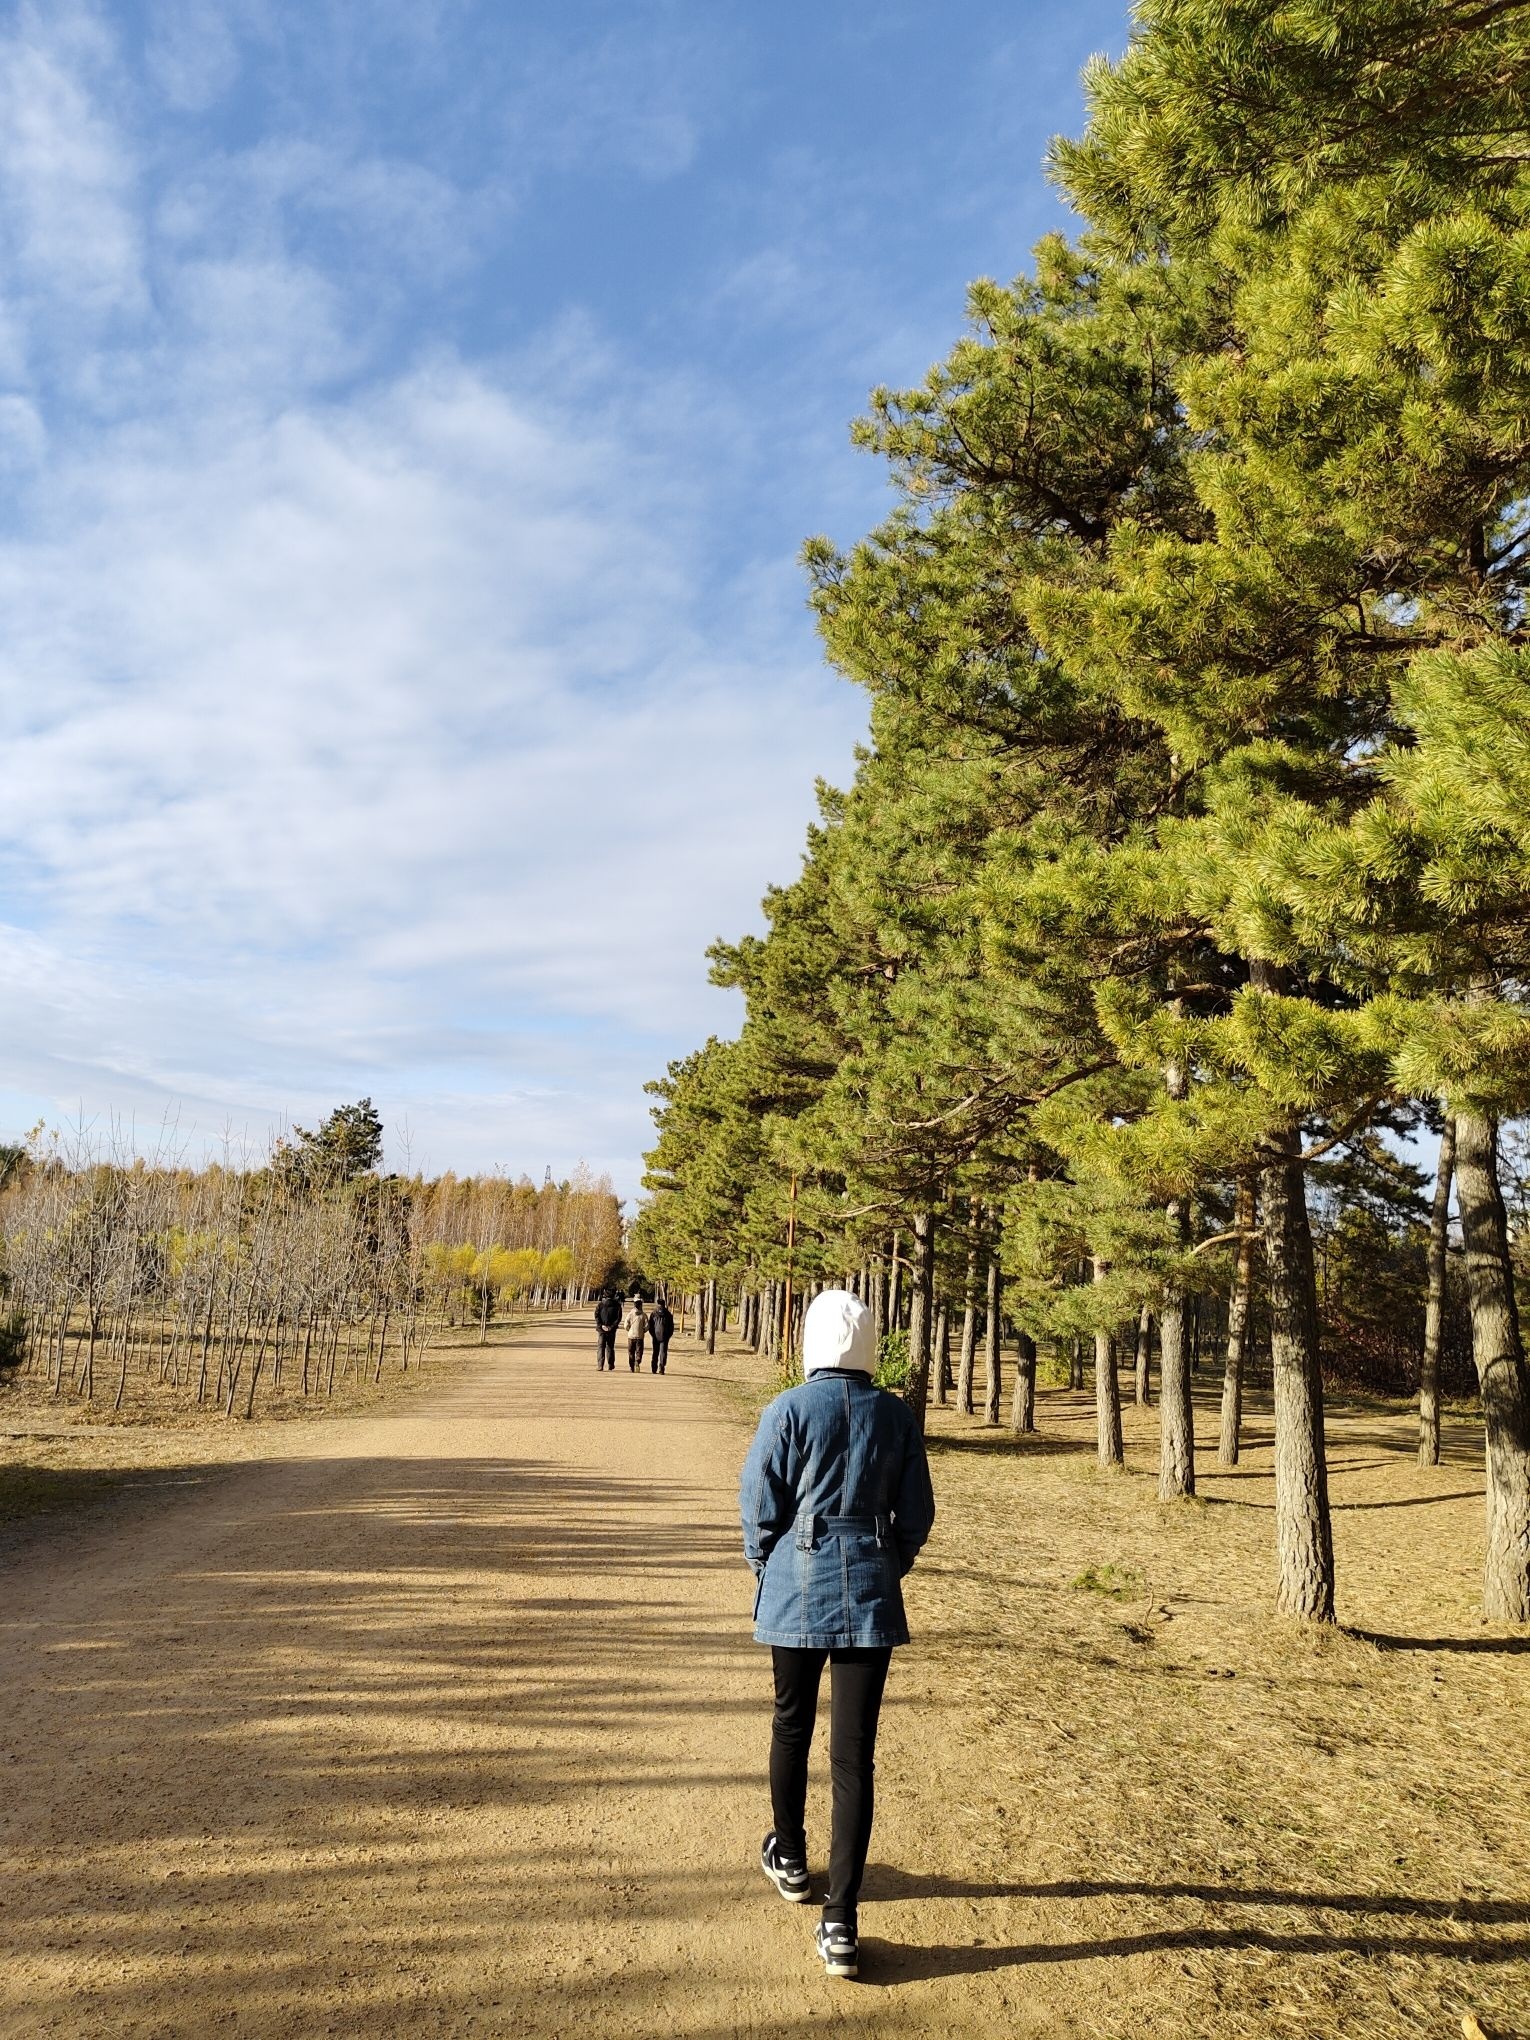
[
  {"xmin": 875, "ymin": 1331, "xmax": 911, "ymax": 1392},
  {"xmin": 1071, "ymin": 1563, "xmax": 1143, "ymax": 1601},
  {"xmin": 638, "ymin": 0, "xmax": 1530, "ymax": 1540},
  {"xmin": 282, "ymin": 1099, "xmax": 385, "ymax": 1191}
]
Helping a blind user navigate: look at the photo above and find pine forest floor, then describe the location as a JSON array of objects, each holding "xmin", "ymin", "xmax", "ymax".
[{"xmin": 1, "ymin": 1313, "xmax": 1525, "ymax": 2039}]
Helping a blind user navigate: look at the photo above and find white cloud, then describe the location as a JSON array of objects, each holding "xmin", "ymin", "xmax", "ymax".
[
  {"xmin": 143, "ymin": 1, "xmax": 241, "ymax": 112},
  {"xmin": 0, "ymin": 301, "xmax": 859, "ymax": 1192},
  {"xmin": 0, "ymin": 4, "xmax": 872, "ymax": 1195},
  {"xmin": 0, "ymin": 4, "xmax": 146, "ymax": 336},
  {"xmin": 0, "ymin": 393, "xmax": 47, "ymax": 467}
]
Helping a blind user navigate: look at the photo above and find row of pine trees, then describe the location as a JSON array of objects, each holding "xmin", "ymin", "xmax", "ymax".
[{"xmin": 635, "ymin": 1, "xmax": 1530, "ymax": 1625}]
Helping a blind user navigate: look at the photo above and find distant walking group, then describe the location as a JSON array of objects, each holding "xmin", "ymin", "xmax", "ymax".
[{"xmin": 593, "ymin": 1289, "xmax": 673, "ymax": 1374}]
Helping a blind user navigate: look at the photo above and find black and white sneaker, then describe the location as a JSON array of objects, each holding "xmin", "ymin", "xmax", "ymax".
[
  {"xmin": 760, "ymin": 1831, "xmax": 810, "ymax": 1903},
  {"xmin": 815, "ymin": 1919, "xmax": 858, "ymax": 1979}
]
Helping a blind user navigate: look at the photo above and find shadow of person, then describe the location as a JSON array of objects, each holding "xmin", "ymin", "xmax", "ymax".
[
  {"xmin": 860, "ymin": 1867, "xmax": 1530, "ymax": 1923},
  {"xmin": 856, "ymin": 1923, "xmax": 1530, "ymax": 1987}
]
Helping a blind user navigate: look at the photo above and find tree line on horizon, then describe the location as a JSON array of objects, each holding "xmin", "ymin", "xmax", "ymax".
[
  {"xmin": 634, "ymin": 0, "xmax": 1530, "ymax": 1627},
  {"xmin": 0, "ymin": 1103, "xmax": 623, "ymax": 1420}
]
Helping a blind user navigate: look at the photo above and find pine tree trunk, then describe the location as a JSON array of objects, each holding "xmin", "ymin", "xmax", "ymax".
[
  {"xmin": 933, "ymin": 1304, "xmax": 951, "ymax": 1405},
  {"xmin": 904, "ymin": 1212, "xmax": 936, "ymax": 1432},
  {"xmin": 956, "ymin": 1217, "xmax": 979, "ymax": 1415},
  {"xmin": 1419, "ymin": 1116, "xmax": 1456, "ymax": 1470},
  {"xmin": 1158, "ymin": 1040, "xmax": 1195, "ymax": 1497},
  {"xmin": 706, "ymin": 1278, "xmax": 718, "ymax": 1356},
  {"xmin": 983, "ymin": 1248, "xmax": 1002, "ymax": 1426},
  {"xmin": 1134, "ymin": 1304, "xmax": 1152, "ymax": 1407},
  {"xmin": 1069, "ymin": 1336, "xmax": 1085, "ymax": 1391},
  {"xmin": 871, "ymin": 1255, "xmax": 887, "ymax": 1349},
  {"xmin": 1011, "ymin": 1331, "xmax": 1037, "ymax": 1434},
  {"xmin": 1453, "ymin": 1107, "xmax": 1530, "ymax": 1622},
  {"xmin": 1158, "ymin": 1211, "xmax": 1195, "ymax": 1499},
  {"xmin": 888, "ymin": 1232, "xmax": 903, "ymax": 1335},
  {"xmin": 1219, "ymin": 1181, "xmax": 1256, "ymax": 1468},
  {"xmin": 1093, "ymin": 1255, "xmax": 1123, "ymax": 1467},
  {"xmin": 1260, "ymin": 1125, "xmax": 1335, "ymax": 1622}
]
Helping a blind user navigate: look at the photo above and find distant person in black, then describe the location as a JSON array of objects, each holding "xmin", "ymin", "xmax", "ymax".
[
  {"xmin": 648, "ymin": 1298, "xmax": 674, "ymax": 1374},
  {"xmin": 594, "ymin": 1290, "xmax": 621, "ymax": 1372}
]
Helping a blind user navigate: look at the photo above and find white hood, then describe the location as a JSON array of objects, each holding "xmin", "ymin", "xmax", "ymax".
[{"xmin": 802, "ymin": 1288, "xmax": 876, "ymax": 1376}]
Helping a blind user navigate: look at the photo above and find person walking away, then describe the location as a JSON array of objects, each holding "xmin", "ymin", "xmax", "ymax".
[
  {"xmin": 739, "ymin": 1288, "xmax": 934, "ymax": 1980},
  {"xmin": 622, "ymin": 1294, "xmax": 648, "ymax": 1372},
  {"xmin": 593, "ymin": 1290, "xmax": 621, "ymax": 1372},
  {"xmin": 648, "ymin": 1297, "xmax": 674, "ymax": 1374}
]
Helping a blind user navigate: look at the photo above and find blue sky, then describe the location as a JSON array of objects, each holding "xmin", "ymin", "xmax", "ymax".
[{"xmin": 0, "ymin": 0, "xmax": 1127, "ymax": 1197}]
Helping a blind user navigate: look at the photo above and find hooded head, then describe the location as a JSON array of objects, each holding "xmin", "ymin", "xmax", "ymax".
[{"xmin": 802, "ymin": 1288, "xmax": 875, "ymax": 1378}]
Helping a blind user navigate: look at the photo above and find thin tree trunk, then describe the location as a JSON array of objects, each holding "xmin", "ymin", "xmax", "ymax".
[
  {"xmin": 904, "ymin": 1212, "xmax": 936, "ymax": 1432},
  {"xmin": 1260, "ymin": 1123, "xmax": 1335, "ymax": 1621},
  {"xmin": 1157, "ymin": 1276, "xmax": 1196, "ymax": 1497},
  {"xmin": 706, "ymin": 1278, "xmax": 718, "ymax": 1356},
  {"xmin": 1093, "ymin": 1255, "xmax": 1123, "ymax": 1467},
  {"xmin": 1419, "ymin": 1116, "xmax": 1456, "ymax": 1469},
  {"xmin": 1069, "ymin": 1336, "xmax": 1085, "ymax": 1392},
  {"xmin": 1156, "ymin": 1035, "xmax": 1196, "ymax": 1496},
  {"xmin": 871, "ymin": 1254, "xmax": 887, "ymax": 1349},
  {"xmin": 1453, "ymin": 1106, "xmax": 1530, "ymax": 1622},
  {"xmin": 1219, "ymin": 1181, "xmax": 1256, "ymax": 1468},
  {"xmin": 1134, "ymin": 1304, "xmax": 1152, "ymax": 1407},
  {"xmin": 983, "ymin": 1248, "xmax": 1002, "ymax": 1426},
  {"xmin": 957, "ymin": 1216, "xmax": 980, "ymax": 1415},
  {"xmin": 933, "ymin": 1304, "xmax": 951, "ymax": 1404}
]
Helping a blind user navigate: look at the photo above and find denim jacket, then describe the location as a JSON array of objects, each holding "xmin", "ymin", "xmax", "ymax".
[{"xmin": 739, "ymin": 1371, "xmax": 936, "ymax": 1649}]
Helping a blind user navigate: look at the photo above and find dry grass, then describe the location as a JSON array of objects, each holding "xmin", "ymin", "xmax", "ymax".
[
  {"xmin": 888, "ymin": 1380, "xmax": 1529, "ymax": 2040},
  {"xmin": 6, "ymin": 1323, "xmax": 1525, "ymax": 2035},
  {"xmin": 0, "ymin": 1321, "xmax": 514, "ymax": 1529}
]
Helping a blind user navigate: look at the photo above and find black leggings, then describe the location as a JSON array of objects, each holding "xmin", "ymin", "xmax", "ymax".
[{"xmin": 769, "ymin": 1645, "xmax": 892, "ymax": 1925}]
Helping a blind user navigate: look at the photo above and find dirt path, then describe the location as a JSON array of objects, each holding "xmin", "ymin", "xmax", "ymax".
[{"xmin": 1, "ymin": 1314, "xmax": 1062, "ymax": 2039}]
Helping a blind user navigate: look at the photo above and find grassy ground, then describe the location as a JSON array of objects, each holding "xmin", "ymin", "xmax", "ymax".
[
  {"xmin": 887, "ymin": 1374, "xmax": 1529, "ymax": 2040},
  {"xmin": 0, "ymin": 1319, "xmax": 517, "ymax": 1530},
  {"xmin": 5, "ymin": 1319, "xmax": 1525, "ymax": 2036}
]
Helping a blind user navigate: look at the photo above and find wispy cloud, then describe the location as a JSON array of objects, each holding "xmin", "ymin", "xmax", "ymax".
[
  {"xmin": 0, "ymin": 10, "xmax": 860, "ymax": 1190},
  {"xmin": 0, "ymin": 4, "xmax": 145, "ymax": 337},
  {"xmin": 0, "ymin": 0, "xmax": 1120, "ymax": 1193}
]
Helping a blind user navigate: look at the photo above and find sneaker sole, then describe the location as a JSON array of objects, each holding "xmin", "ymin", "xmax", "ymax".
[
  {"xmin": 820, "ymin": 1956, "xmax": 858, "ymax": 1978},
  {"xmin": 763, "ymin": 1870, "xmax": 812, "ymax": 1903},
  {"xmin": 761, "ymin": 1851, "xmax": 811, "ymax": 1904}
]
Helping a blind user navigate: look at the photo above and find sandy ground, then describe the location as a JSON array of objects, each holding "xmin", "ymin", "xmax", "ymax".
[{"xmin": 3, "ymin": 1314, "xmax": 1527, "ymax": 2039}]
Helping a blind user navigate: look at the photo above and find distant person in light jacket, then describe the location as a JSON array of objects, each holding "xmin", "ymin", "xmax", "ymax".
[
  {"xmin": 621, "ymin": 1295, "xmax": 648, "ymax": 1372},
  {"xmin": 739, "ymin": 1288, "xmax": 935, "ymax": 1981}
]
